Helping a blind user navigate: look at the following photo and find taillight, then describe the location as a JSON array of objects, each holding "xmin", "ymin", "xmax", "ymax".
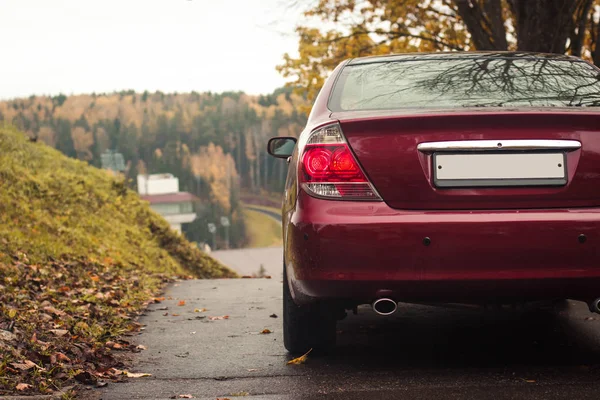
[{"xmin": 299, "ymin": 123, "xmax": 381, "ymax": 200}]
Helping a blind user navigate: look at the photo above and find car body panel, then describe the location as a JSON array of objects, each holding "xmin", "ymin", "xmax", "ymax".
[{"xmin": 285, "ymin": 191, "xmax": 600, "ymax": 304}]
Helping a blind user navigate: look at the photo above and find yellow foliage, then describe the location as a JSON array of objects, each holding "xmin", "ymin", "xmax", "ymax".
[
  {"xmin": 71, "ymin": 127, "xmax": 94, "ymax": 161},
  {"xmin": 278, "ymin": 0, "xmax": 600, "ymax": 104},
  {"xmin": 190, "ymin": 143, "xmax": 238, "ymax": 213}
]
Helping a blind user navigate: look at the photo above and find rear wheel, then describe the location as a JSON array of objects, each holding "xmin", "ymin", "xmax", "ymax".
[{"xmin": 283, "ymin": 266, "xmax": 337, "ymax": 354}]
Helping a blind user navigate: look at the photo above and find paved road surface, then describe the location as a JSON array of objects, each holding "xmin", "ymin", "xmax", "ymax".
[
  {"xmin": 88, "ymin": 250, "xmax": 600, "ymax": 399},
  {"xmin": 244, "ymin": 205, "xmax": 281, "ymax": 223},
  {"xmin": 211, "ymin": 247, "xmax": 283, "ymax": 279}
]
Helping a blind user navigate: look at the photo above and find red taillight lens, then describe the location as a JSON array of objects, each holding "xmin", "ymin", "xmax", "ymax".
[
  {"xmin": 302, "ymin": 144, "xmax": 366, "ymax": 182},
  {"xmin": 299, "ymin": 123, "xmax": 381, "ymax": 200},
  {"xmin": 303, "ymin": 147, "xmax": 333, "ymax": 179}
]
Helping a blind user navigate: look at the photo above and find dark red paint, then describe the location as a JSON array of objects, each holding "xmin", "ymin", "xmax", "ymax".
[{"xmin": 279, "ymin": 55, "xmax": 600, "ymax": 306}]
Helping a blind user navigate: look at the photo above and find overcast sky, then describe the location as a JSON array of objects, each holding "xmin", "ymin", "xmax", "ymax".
[{"xmin": 0, "ymin": 0, "xmax": 300, "ymax": 99}]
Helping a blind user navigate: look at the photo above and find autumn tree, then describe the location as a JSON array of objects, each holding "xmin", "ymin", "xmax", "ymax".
[{"xmin": 279, "ymin": 0, "xmax": 600, "ymax": 101}]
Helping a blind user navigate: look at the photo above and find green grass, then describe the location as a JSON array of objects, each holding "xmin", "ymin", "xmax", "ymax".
[
  {"xmin": 243, "ymin": 208, "xmax": 282, "ymax": 248},
  {"xmin": 0, "ymin": 126, "xmax": 235, "ymax": 396}
]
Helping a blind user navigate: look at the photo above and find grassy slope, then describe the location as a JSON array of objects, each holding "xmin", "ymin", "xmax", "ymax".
[
  {"xmin": 243, "ymin": 208, "xmax": 282, "ymax": 248},
  {"xmin": 0, "ymin": 126, "xmax": 235, "ymax": 395}
]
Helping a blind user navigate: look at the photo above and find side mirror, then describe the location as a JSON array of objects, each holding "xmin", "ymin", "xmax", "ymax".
[{"xmin": 267, "ymin": 137, "xmax": 297, "ymax": 159}]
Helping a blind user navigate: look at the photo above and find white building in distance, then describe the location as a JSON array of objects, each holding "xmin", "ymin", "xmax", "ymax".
[{"xmin": 138, "ymin": 173, "xmax": 197, "ymax": 233}]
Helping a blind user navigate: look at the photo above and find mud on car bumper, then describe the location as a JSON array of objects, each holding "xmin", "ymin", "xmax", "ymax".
[{"xmin": 285, "ymin": 192, "xmax": 600, "ymax": 305}]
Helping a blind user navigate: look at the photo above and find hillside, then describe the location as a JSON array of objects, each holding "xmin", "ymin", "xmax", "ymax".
[
  {"xmin": 0, "ymin": 126, "xmax": 235, "ymax": 396},
  {"xmin": 0, "ymin": 88, "xmax": 307, "ymax": 248}
]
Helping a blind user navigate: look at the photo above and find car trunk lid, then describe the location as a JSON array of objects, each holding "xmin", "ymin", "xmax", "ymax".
[{"xmin": 335, "ymin": 109, "xmax": 600, "ymax": 210}]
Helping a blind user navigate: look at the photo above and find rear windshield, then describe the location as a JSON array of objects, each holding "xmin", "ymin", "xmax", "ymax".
[{"xmin": 329, "ymin": 56, "xmax": 600, "ymax": 111}]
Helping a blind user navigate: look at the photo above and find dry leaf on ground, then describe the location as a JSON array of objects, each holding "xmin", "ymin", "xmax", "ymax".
[
  {"xmin": 208, "ymin": 315, "xmax": 229, "ymax": 321},
  {"xmin": 177, "ymin": 300, "xmax": 186, "ymax": 306},
  {"xmin": 260, "ymin": 329, "xmax": 272, "ymax": 334},
  {"xmin": 125, "ymin": 371, "xmax": 152, "ymax": 378},
  {"xmin": 10, "ymin": 360, "xmax": 40, "ymax": 371},
  {"xmin": 194, "ymin": 308, "xmax": 207, "ymax": 312},
  {"xmin": 16, "ymin": 383, "xmax": 32, "ymax": 391},
  {"xmin": 287, "ymin": 348, "xmax": 312, "ymax": 365}
]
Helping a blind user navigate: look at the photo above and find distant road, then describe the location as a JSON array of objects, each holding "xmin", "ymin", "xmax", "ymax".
[
  {"xmin": 211, "ymin": 247, "xmax": 283, "ymax": 279},
  {"xmin": 244, "ymin": 205, "xmax": 281, "ymax": 223}
]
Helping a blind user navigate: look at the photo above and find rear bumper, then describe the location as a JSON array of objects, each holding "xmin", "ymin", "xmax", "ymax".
[{"xmin": 286, "ymin": 192, "xmax": 600, "ymax": 304}]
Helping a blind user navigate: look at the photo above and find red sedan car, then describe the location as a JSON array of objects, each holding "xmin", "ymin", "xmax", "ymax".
[{"xmin": 267, "ymin": 52, "xmax": 600, "ymax": 354}]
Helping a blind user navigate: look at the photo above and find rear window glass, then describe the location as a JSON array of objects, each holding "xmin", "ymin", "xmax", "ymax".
[{"xmin": 329, "ymin": 56, "xmax": 600, "ymax": 111}]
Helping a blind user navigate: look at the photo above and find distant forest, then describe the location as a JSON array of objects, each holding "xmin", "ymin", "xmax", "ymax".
[{"xmin": 0, "ymin": 87, "xmax": 307, "ymax": 248}]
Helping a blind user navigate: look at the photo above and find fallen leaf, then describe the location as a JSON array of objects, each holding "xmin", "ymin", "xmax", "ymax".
[
  {"xmin": 178, "ymin": 300, "xmax": 186, "ymax": 306},
  {"xmin": 54, "ymin": 352, "xmax": 71, "ymax": 363},
  {"xmin": 0, "ymin": 329, "xmax": 17, "ymax": 342},
  {"xmin": 43, "ymin": 305, "xmax": 65, "ymax": 316},
  {"xmin": 269, "ymin": 314, "xmax": 278, "ymax": 318},
  {"xmin": 171, "ymin": 313, "xmax": 180, "ymax": 316},
  {"xmin": 125, "ymin": 371, "xmax": 152, "ymax": 378},
  {"xmin": 208, "ymin": 315, "xmax": 229, "ymax": 321},
  {"xmin": 194, "ymin": 308, "xmax": 207, "ymax": 313},
  {"xmin": 49, "ymin": 329, "xmax": 69, "ymax": 337},
  {"xmin": 260, "ymin": 329, "xmax": 272, "ymax": 334},
  {"xmin": 11, "ymin": 360, "xmax": 40, "ymax": 370},
  {"xmin": 16, "ymin": 383, "xmax": 32, "ymax": 391},
  {"xmin": 287, "ymin": 348, "xmax": 312, "ymax": 365},
  {"xmin": 136, "ymin": 344, "xmax": 147, "ymax": 350},
  {"xmin": 74, "ymin": 370, "xmax": 97, "ymax": 384},
  {"xmin": 177, "ymin": 394, "xmax": 193, "ymax": 398}
]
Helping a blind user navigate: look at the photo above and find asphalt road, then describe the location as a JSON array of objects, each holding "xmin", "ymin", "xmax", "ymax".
[
  {"xmin": 211, "ymin": 247, "xmax": 283, "ymax": 279},
  {"xmin": 88, "ymin": 248, "xmax": 600, "ymax": 399},
  {"xmin": 244, "ymin": 206, "xmax": 281, "ymax": 222}
]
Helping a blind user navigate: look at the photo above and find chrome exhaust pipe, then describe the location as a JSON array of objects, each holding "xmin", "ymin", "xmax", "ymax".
[
  {"xmin": 589, "ymin": 298, "xmax": 600, "ymax": 314},
  {"xmin": 372, "ymin": 298, "xmax": 398, "ymax": 316}
]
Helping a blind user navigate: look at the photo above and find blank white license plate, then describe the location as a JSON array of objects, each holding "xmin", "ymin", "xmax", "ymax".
[{"xmin": 433, "ymin": 153, "xmax": 567, "ymax": 188}]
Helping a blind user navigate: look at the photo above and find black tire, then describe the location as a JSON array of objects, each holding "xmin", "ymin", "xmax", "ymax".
[{"xmin": 283, "ymin": 266, "xmax": 337, "ymax": 354}]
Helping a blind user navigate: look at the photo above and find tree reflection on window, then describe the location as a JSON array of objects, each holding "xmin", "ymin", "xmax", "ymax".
[{"xmin": 331, "ymin": 54, "xmax": 600, "ymax": 111}]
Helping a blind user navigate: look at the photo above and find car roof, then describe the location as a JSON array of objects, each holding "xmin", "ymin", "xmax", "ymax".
[{"xmin": 347, "ymin": 51, "xmax": 581, "ymax": 66}]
